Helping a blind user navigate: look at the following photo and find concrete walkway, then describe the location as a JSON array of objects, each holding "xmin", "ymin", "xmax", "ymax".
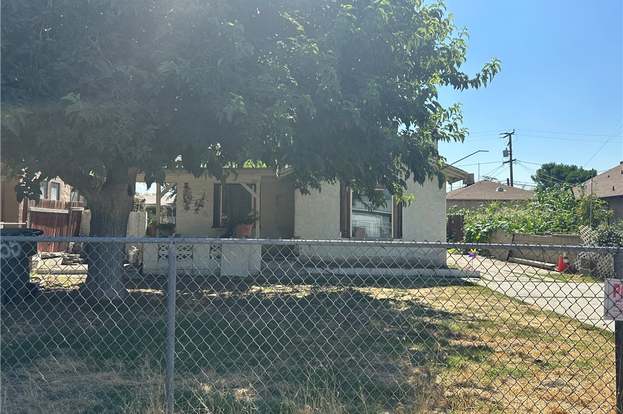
[{"xmin": 450, "ymin": 254, "xmax": 612, "ymax": 332}]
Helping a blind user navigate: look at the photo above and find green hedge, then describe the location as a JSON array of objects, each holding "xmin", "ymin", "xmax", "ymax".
[{"xmin": 452, "ymin": 186, "xmax": 613, "ymax": 243}]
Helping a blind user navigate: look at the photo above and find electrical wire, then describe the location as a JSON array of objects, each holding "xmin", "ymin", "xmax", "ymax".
[
  {"xmin": 480, "ymin": 163, "xmax": 505, "ymax": 180},
  {"xmin": 519, "ymin": 128, "xmax": 623, "ymax": 138},
  {"xmin": 515, "ymin": 161, "xmax": 570, "ymax": 185},
  {"xmin": 583, "ymin": 136, "xmax": 615, "ymax": 167}
]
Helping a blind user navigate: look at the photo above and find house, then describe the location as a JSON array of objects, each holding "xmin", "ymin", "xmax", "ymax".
[
  {"xmin": 1, "ymin": 174, "xmax": 79, "ymax": 228},
  {"xmin": 0, "ymin": 172, "xmax": 85, "ymax": 251},
  {"xmin": 140, "ymin": 192, "xmax": 176, "ymax": 225},
  {"xmin": 139, "ymin": 166, "xmax": 470, "ymax": 275},
  {"xmin": 446, "ymin": 180, "xmax": 534, "ymax": 211},
  {"xmin": 0, "ymin": 172, "xmax": 26, "ymax": 228},
  {"xmin": 576, "ymin": 162, "xmax": 623, "ymax": 221}
]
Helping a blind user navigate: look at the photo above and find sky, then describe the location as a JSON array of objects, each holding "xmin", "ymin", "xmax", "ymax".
[{"xmin": 438, "ymin": 0, "xmax": 623, "ymax": 189}]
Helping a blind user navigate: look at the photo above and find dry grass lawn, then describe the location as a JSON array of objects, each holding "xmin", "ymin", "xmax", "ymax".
[{"xmin": 1, "ymin": 276, "xmax": 614, "ymax": 414}]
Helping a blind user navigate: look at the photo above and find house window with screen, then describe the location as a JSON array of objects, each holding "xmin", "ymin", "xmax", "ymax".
[
  {"xmin": 351, "ymin": 191, "xmax": 392, "ymax": 239},
  {"xmin": 340, "ymin": 183, "xmax": 403, "ymax": 239},
  {"xmin": 40, "ymin": 180, "xmax": 48, "ymax": 199},
  {"xmin": 70, "ymin": 189, "xmax": 80, "ymax": 202},
  {"xmin": 49, "ymin": 182, "xmax": 61, "ymax": 201}
]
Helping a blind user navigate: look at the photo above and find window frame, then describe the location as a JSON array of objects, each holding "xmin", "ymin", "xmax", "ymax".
[
  {"xmin": 40, "ymin": 180, "xmax": 49, "ymax": 199},
  {"xmin": 49, "ymin": 182, "xmax": 61, "ymax": 201},
  {"xmin": 340, "ymin": 183, "xmax": 403, "ymax": 240},
  {"xmin": 212, "ymin": 183, "xmax": 256, "ymax": 228},
  {"xmin": 350, "ymin": 189, "xmax": 394, "ymax": 240}
]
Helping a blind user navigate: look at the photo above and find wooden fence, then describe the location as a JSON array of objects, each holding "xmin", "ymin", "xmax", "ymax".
[{"xmin": 28, "ymin": 200, "xmax": 84, "ymax": 252}]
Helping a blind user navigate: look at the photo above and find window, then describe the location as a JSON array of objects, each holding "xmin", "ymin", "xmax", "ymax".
[
  {"xmin": 70, "ymin": 189, "xmax": 80, "ymax": 202},
  {"xmin": 351, "ymin": 190, "xmax": 393, "ymax": 239},
  {"xmin": 39, "ymin": 180, "xmax": 48, "ymax": 199},
  {"xmin": 49, "ymin": 182, "xmax": 61, "ymax": 201},
  {"xmin": 212, "ymin": 183, "xmax": 255, "ymax": 227},
  {"xmin": 340, "ymin": 183, "xmax": 403, "ymax": 239}
]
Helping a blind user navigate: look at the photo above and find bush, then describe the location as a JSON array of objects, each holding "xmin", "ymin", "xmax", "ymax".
[
  {"xmin": 594, "ymin": 222, "xmax": 623, "ymax": 247},
  {"xmin": 458, "ymin": 185, "xmax": 613, "ymax": 243}
]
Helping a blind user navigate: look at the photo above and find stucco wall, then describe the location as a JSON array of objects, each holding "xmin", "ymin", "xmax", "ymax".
[
  {"xmin": 606, "ymin": 196, "xmax": 623, "ymax": 222},
  {"xmin": 168, "ymin": 172, "xmax": 291, "ymax": 238},
  {"xmin": 0, "ymin": 176, "xmax": 20, "ymax": 224},
  {"xmin": 260, "ymin": 176, "xmax": 294, "ymax": 238},
  {"xmin": 175, "ymin": 175, "xmax": 221, "ymax": 236},
  {"xmin": 404, "ymin": 178, "xmax": 446, "ymax": 242},
  {"xmin": 294, "ymin": 178, "xmax": 446, "ymax": 242},
  {"xmin": 293, "ymin": 178, "xmax": 447, "ymax": 267},
  {"xmin": 294, "ymin": 183, "xmax": 341, "ymax": 239}
]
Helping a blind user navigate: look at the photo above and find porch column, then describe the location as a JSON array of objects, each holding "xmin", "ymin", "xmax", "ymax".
[
  {"xmin": 155, "ymin": 184, "xmax": 161, "ymax": 236},
  {"xmin": 240, "ymin": 182, "xmax": 260, "ymax": 238}
]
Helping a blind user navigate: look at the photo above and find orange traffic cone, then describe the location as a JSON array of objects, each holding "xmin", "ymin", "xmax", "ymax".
[{"xmin": 556, "ymin": 255, "xmax": 567, "ymax": 272}]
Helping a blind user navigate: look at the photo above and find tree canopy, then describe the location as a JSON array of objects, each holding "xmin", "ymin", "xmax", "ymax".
[
  {"xmin": 3, "ymin": 0, "xmax": 500, "ymax": 220},
  {"xmin": 531, "ymin": 162, "xmax": 596, "ymax": 190},
  {"xmin": 2, "ymin": 0, "xmax": 499, "ymax": 297}
]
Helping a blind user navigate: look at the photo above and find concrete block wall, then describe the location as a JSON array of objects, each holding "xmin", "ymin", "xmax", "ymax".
[{"xmin": 489, "ymin": 231, "xmax": 583, "ymax": 264}]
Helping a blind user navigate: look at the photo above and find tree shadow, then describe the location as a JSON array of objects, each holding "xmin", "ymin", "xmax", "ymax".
[{"xmin": 2, "ymin": 280, "xmax": 491, "ymax": 413}]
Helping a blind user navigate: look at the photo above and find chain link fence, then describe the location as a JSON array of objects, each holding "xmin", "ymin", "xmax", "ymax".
[{"xmin": 1, "ymin": 235, "xmax": 621, "ymax": 413}]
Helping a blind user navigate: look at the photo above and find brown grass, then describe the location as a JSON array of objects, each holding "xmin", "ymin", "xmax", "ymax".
[
  {"xmin": 1, "ymin": 282, "xmax": 615, "ymax": 413},
  {"xmin": 356, "ymin": 285, "xmax": 615, "ymax": 413}
]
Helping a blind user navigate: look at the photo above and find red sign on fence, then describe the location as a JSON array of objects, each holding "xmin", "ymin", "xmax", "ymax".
[{"xmin": 604, "ymin": 279, "xmax": 623, "ymax": 320}]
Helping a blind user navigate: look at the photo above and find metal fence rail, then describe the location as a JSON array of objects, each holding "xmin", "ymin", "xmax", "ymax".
[{"xmin": 1, "ymin": 236, "xmax": 621, "ymax": 413}]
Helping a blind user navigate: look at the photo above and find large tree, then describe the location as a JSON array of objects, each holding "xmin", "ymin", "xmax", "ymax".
[
  {"xmin": 2, "ymin": 0, "xmax": 499, "ymax": 298},
  {"xmin": 532, "ymin": 162, "xmax": 596, "ymax": 190}
]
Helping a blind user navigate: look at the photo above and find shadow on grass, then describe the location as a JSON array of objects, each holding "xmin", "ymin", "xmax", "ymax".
[{"xmin": 1, "ymin": 278, "xmax": 491, "ymax": 413}]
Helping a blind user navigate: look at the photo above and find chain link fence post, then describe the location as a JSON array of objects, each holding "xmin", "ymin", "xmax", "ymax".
[
  {"xmin": 165, "ymin": 242, "xmax": 177, "ymax": 414},
  {"xmin": 615, "ymin": 249, "xmax": 623, "ymax": 414}
]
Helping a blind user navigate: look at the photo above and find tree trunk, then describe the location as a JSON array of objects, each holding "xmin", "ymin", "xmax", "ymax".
[{"xmin": 80, "ymin": 168, "xmax": 136, "ymax": 300}]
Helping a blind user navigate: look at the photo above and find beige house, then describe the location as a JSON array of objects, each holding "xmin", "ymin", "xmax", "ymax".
[
  {"xmin": 140, "ymin": 166, "xmax": 469, "ymax": 274},
  {"xmin": 575, "ymin": 162, "xmax": 623, "ymax": 221},
  {"xmin": 1, "ymin": 173, "xmax": 77, "ymax": 229},
  {"xmin": 446, "ymin": 180, "xmax": 534, "ymax": 211}
]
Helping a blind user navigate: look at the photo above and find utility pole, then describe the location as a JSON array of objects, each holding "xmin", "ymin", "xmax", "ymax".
[{"xmin": 501, "ymin": 130, "xmax": 516, "ymax": 186}]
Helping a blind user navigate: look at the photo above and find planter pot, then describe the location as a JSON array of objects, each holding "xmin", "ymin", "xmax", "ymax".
[{"xmin": 235, "ymin": 223, "xmax": 254, "ymax": 238}]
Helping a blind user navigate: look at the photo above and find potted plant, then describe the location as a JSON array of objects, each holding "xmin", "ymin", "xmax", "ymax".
[{"xmin": 224, "ymin": 210, "xmax": 259, "ymax": 238}]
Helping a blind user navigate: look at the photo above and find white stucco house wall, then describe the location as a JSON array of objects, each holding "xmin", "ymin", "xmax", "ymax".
[{"xmin": 140, "ymin": 166, "xmax": 468, "ymax": 275}]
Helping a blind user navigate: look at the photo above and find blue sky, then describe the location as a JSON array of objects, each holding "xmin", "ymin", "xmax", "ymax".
[{"xmin": 439, "ymin": 0, "xmax": 623, "ymax": 188}]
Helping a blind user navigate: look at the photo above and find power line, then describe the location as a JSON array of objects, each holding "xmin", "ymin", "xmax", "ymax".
[
  {"xmin": 583, "ymin": 136, "xmax": 615, "ymax": 167},
  {"xmin": 519, "ymin": 128, "xmax": 623, "ymax": 138},
  {"xmin": 454, "ymin": 161, "xmax": 501, "ymax": 167},
  {"xmin": 516, "ymin": 134, "xmax": 618, "ymax": 143},
  {"xmin": 518, "ymin": 159, "xmax": 613, "ymax": 175},
  {"xmin": 515, "ymin": 161, "xmax": 570, "ymax": 185},
  {"xmin": 481, "ymin": 163, "xmax": 505, "ymax": 179}
]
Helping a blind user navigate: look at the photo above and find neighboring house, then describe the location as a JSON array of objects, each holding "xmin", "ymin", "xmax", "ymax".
[
  {"xmin": 576, "ymin": 162, "xmax": 623, "ymax": 221},
  {"xmin": 1, "ymin": 175, "xmax": 76, "ymax": 228},
  {"xmin": 140, "ymin": 166, "xmax": 470, "ymax": 274},
  {"xmin": 140, "ymin": 192, "xmax": 176, "ymax": 225},
  {"xmin": 0, "ymin": 173, "xmax": 86, "ymax": 251},
  {"xmin": 0, "ymin": 172, "xmax": 26, "ymax": 228},
  {"xmin": 446, "ymin": 180, "xmax": 534, "ymax": 211}
]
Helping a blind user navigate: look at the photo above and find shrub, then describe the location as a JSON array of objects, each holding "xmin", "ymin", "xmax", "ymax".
[
  {"xmin": 594, "ymin": 222, "xmax": 623, "ymax": 247},
  {"xmin": 458, "ymin": 185, "xmax": 612, "ymax": 242}
]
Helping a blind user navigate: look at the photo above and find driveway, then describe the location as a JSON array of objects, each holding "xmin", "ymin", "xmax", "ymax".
[{"xmin": 450, "ymin": 254, "xmax": 612, "ymax": 332}]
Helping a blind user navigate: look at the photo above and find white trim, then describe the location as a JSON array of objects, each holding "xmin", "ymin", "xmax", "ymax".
[
  {"xmin": 29, "ymin": 207, "xmax": 69, "ymax": 214},
  {"xmin": 239, "ymin": 183, "xmax": 258, "ymax": 200}
]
